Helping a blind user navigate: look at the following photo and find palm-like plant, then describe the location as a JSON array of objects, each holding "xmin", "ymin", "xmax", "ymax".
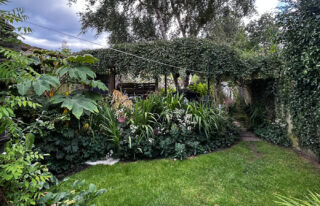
[
  {"xmin": 186, "ymin": 102, "xmax": 223, "ymax": 138},
  {"xmin": 162, "ymin": 92, "xmax": 185, "ymax": 111},
  {"xmin": 129, "ymin": 96, "xmax": 158, "ymax": 139},
  {"xmin": 275, "ymin": 192, "xmax": 320, "ymax": 206},
  {"xmin": 98, "ymin": 105, "xmax": 122, "ymax": 148}
]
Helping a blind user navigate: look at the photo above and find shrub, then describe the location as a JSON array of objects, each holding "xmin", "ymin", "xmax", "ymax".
[
  {"xmin": 0, "ymin": 142, "xmax": 53, "ymax": 205},
  {"xmin": 33, "ymin": 92, "xmax": 239, "ymax": 173},
  {"xmin": 189, "ymin": 83, "xmax": 213, "ymax": 97},
  {"xmin": 246, "ymin": 103, "xmax": 267, "ymax": 129},
  {"xmin": 0, "ymin": 2, "xmax": 106, "ymax": 204},
  {"xmin": 254, "ymin": 121, "xmax": 291, "ymax": 147},
  {"xmin": 246, "ymin": 103, "xmax": 291, "ymax": 147},
  {"xmin": 99, "ymin": 93, "xmax": 239, "ymax": 160},
  {"xmin": 34, "ymin": 118, "xmax": 111, "ymax": 174},
  {"xmin": 160, "ymin": 87, "xmax": 176, "ymax": 95},
  {"xmin": 38, "ymin": 180, "xmax": 106, "ymax": 206}
]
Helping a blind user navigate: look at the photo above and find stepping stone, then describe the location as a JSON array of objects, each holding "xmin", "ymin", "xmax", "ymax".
[
  {"xmin": 242, "ymin": 137, "xmax": 261, "ymax": 142},
  {"xmin": 233, "ymin": 121, "xmax": 261, "ymax": 142},
  {"xmin": 240, "ymin": 131, "xmax": 261, "ymax": 141}
]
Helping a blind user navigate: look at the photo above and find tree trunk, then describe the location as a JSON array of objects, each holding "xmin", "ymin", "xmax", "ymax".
[
  {"xmin": 170, "ymin": 0, "xmax": 186, "ymax": 38},
  {"xmin": 173, "ymin": 73, "xmax": 181, "ymax": 91},
  {"xmin": 155, "ymin": 77, "xmax": 159, "ymax": 92},
  {"xmin": 184, "ymin": 71, "xmax": 191, "ymax": 88},
  {"xmin": 0, "ymin": 188, "xmax": 8, "ymax": 206},
  {"xmin": 213, "ymin": 81, "xmax": 221, "ymax": 105},
  {"xmin": 154, "ymin": 1, "xmax": 168, "ymax": 40},
  {"xmin": 207, "ymin": 77, "xmax": 210, "ymax": 95},
  {"xmin": 164, "ymin": 74, "xmax": 168, "ymax": 95},
  {"xmin": 108, "ymin": 74, "xmax": 116, "ymax": 94}
]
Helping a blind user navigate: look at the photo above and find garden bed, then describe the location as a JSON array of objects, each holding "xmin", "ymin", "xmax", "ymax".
[{"xmin": 36, "ymin": 92, "xmax": 239, "ymax": 174}]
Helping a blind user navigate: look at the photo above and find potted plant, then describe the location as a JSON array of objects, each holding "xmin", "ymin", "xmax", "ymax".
[{"xmin": 0, "ymin": 132, "xmax": 10, "ymax": 153}]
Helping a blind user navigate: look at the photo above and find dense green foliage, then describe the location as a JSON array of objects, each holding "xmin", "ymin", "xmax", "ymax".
[
  {"xmin": 0, "ymin": 2, "xmax": 54, "ymax": 204},
  {"xmin": 81, "ymin": 38, "xmax": 280, "ymax": 82},
  {"xmin": 0, "ymin": 2, "xmax": 107, "ymax": 204},
  {"xmin": 0, "ymin": 49, "xmax": 107, "ymax": 204},
  {"xmin": 32, "ymin": 92, "xmax": 239, "ymax": 174},
  {"xmin": 100, "ymin": 93, "xmax": 239, "ymax": 160},
  {"xmin": 277, "ymin": 0, "xmax": 320, "ymax": 157},
  {"xmin": 254, "ymin": 123, "xmax": 291, "ymax": 147},
  {"xmin": 35, "ymin": 130, "xmax": 110, "ymax": 174},
  {"xmin": 57, "ymin": 141, "xmax": 320, "ymax": 206},
  {"xmin": 38, "ymin": 179, "xmax": 106, "ymax": 206},
  {"xmin": 246, "ymin": 13, "xmax": 279, "ymax": 53},
  {"xmin": 189, "ymin": 83, "xmax": 213, "ymax": 97},
  {"xmin": 0, "ymin": 49, "xmax": 109, "ymax": 175},
  {"xmin": 0, "ymin": 141, "xmax": 53, "ymax": 205},
  {"xmin": 0, "ymin": 41, "xmax": 109, "ymax": 175}
]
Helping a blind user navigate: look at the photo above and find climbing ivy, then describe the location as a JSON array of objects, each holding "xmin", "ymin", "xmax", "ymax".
[{"xmin": 277, "ymin": 0, "xmax": 320, "ymax": 158}]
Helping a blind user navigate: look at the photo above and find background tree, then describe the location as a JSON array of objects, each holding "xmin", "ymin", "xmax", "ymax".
[
  {"xmin": 245, "ymin": 13, "xmax": 279, "ymax": 53},
  {"xmin": 69, "ymin": 0, "xmax": 256, "ymax": 89}
]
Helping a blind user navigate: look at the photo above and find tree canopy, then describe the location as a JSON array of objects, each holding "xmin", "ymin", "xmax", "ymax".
[
  {"xmin": 69, "ymin": 0, "xmax": 256, "ymax": 44},
  {"xmin": 246, "ymin": 13, "xmax": 279, "ymax": 52}
]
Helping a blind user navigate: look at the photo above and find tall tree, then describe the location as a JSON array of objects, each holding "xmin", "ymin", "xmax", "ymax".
[
  {"xmin": 246, "ymin": 13, "xmax": 279, "ymax": 53},
  {"xmin": 70, "ymin": 0, "xmax": 255, "ymax": 89},
  {"xmin": 70, "ymin": 0, "xmax": 255, "ymax": 43}
]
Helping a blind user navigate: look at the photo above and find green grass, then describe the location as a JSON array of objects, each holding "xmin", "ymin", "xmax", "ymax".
[{"xmin": 58, "ymin": 141, "xmax": 320, "ymax": 206}]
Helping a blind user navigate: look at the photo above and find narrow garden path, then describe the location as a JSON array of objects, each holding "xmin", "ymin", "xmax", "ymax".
[
  {"xmin": 233, "ymin": 120, "xmax": 261, "ymax": 142},
  {"xmin": 233, "ymin": 120, "xmax": 263, "ymax": 160},
  {"xmin": 234, "ymin": 120, "xmax": 320, "ymax": 169}
]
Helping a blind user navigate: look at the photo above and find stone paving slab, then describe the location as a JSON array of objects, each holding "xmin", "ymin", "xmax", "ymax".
[{"xmin": 233, "ymin": 121, "xmax": 261, "ymax": 142}]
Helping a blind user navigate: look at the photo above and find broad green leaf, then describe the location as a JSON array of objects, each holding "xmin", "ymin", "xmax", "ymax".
[
  {"xmin": 32, "ymin": 79, "xmax": 50, "ymax": 96},
  {"xmin": 42, "ymin": 74, "xmax": 60, "ymax": 88},
  {"xmin": 89, "ymin": 183, "xmax": 97, "ymax": 193},
  {"xmin": 17, "ymin": 80, "xmax": 31, "ymax": 95},
  {"xmin": 56, "ymin": 65, "xmax": 96, "ymax": 82},
  {"xmin": 78, "ymin": 66, "xmax": 96, "ymax": 79},
  {"xmin": 51, "ymin": 94, "xmax": 98, "ymax": 119},
  {"xmin": 84, "ymin": 80, "xmax": 108, "ymax": 91},
  {"xmin": 69, "ymin": 69, "xmax": 77, "ymax": 79},
  {"xmin": 56, "ymin": 66, "xmax": 69, "ymax": 77},
  {"xmin": 25, "ymin": 133, "xmax": 35, "ymax": 150},
  {"xmin": 95, "ymin": 189, "xmax": 107, "ymax": 197},
  {"xmin": 32, "ymin": 75, "xmax": 59, "ymax": 96}
]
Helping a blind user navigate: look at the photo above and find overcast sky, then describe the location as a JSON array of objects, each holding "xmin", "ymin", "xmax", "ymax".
[{"xmin": 3, "ymin": 0, "xmax": 280, "ymax": 52}]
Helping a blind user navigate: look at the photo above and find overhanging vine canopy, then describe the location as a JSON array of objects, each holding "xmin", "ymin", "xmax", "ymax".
[{"xmin": 80, "ymin": 38, "xmax": 282, "ymax": 82}]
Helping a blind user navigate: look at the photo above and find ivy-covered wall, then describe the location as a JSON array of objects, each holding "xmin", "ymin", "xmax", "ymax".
[{"xmin": 276, "ymin": 0, "xmax": 320, "ymax": 159}]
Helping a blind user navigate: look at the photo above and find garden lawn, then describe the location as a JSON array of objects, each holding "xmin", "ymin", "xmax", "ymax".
[{"xmin": 58, "ymin": 141, "xmax": 320, "ymax": 206}]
